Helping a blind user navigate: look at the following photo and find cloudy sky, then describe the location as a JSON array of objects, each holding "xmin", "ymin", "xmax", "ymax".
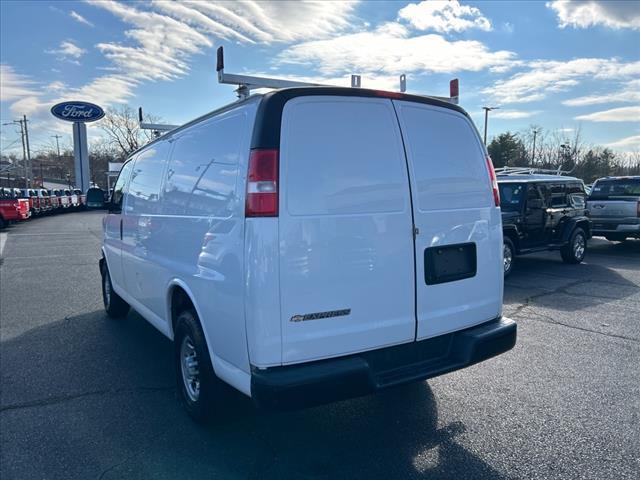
[{"xmin": 1, "ymin": 0, "xmax": 639, "ymax": 155}]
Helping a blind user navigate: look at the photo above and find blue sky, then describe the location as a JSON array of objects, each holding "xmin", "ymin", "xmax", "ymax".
[{"xmin": 1, "ymin": 0, "xmax": 639, "ymax": 156}]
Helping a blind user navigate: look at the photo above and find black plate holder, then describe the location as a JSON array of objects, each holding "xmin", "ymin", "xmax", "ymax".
[{"xmin": 424, "ymin": 242, "xmax": 477, "ymax": 285}]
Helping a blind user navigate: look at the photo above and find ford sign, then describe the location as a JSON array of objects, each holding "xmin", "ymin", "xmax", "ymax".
[{"xmin": 51, "ymin": 101, "xmax": 105, "ymax": 123}]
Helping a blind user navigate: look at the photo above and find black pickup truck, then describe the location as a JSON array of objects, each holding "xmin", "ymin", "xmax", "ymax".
[{"xmin": 497, "ymin": 174, "xmax": 592, "ymax": 276}]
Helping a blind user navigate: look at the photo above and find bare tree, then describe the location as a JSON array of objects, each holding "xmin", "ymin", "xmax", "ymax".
[{"xmin": 99, "ymin": 105, "xmax": 160, "ymax": 160}]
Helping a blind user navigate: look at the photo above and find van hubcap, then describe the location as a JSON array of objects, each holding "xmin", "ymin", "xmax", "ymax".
[
  {"xmin": 503, "ymin": 244, "xmax": 512, "ymax": 272},
  {"xmin": 180, "ymin": 336, "xmax": 200, "ymax": 402},
  {"xmin": 573, "ymin": 234, "xmax": 585, "ymax": 259}
]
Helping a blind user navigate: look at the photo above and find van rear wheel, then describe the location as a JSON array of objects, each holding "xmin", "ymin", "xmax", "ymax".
[
  {"xmin": 101, "ymin": 264, "xmax": 130, "ymax": 318},
  {"xmin": 174, "ymin": 309, "xmax": 229, "ymax": 423}
]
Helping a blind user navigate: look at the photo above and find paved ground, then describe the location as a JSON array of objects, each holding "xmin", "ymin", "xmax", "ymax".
[{"xmin": 1, "ymin": 211, "xmax": 638, "ymax": 480}]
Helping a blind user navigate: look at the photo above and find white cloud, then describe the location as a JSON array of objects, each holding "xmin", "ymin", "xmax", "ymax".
[
  {"xmin": 277, "ymin": 23, "xmax": 517, "ymax": 76},
  {"xmin": 562, "ymin": 80, "xmax": 640, "ymax": 106},
  {"xmin": 0, "ymin": 65, "xmax": 39, "ymax": 101},
  {"xmin": 484, "ymin": 58, "xmax": 640, "ymax": 104},
  {"xmin": 398, "ymin": 0, "xmax": 491, "ymax": 33},
  {"xmin": 70, "ymin": 10, "xmax": 94, "ymax": 27},
  {"xmin": 547, "ymin": 1, "xmax": 640, "ymax": 30},
  {"xmin": 492, "ymin": 110, "xmax": 542, "ymax": 119},
  {"xmin": 169, "ymin": 0, "xmax": 359, "ymax": 43},
  {"xmin": 605, "ymin": 135, "xmax": 640, "ymax": 150},
  {"xmin": 575, "ymin": 106, "xmax": 640, "ymax": 122},
  {"xmin": 46, "ymin": 40, "xmax": 86, "ymax": 63}
]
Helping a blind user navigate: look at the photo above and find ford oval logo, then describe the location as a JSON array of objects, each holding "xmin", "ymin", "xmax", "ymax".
[{"xmin": 51, "ymin": 101, "xmax": 105, "ymax": 122}]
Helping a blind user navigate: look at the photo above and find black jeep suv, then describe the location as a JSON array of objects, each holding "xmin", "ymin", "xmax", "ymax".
[{"xmin": 497, "ymin": 174, "xmax": 592, "ymax": 276}]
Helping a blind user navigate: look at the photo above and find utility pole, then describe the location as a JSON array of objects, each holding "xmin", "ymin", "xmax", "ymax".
[
  {"xmin": 52, "ymin": 134, "xmax": 62, "ymax": 185},
  {"xmin": 482, "ymin": 106, "xmax": 500, "ymax": 145},
  {"xmin": 2, "ymin": 120, "xmax": 28, "ymax": 189},
  {"xmin": 23, "ymin": 115, "xmax": 32, "ymax": 188}
]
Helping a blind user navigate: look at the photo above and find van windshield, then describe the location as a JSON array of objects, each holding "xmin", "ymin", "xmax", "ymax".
[
  {"xmin": 589, "ymin": 178, "xmax": 640, "ymax": 199},
  {"xmin": 498, "ymin": 183, "xmax": 525, "ymax": 212}
]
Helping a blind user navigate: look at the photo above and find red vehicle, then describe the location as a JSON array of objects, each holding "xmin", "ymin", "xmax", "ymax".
[
  {"xmin": 36, "ymin": 189, "xmax": 53, "ymax": 213},
  {"xmin": 0, "ymin": 187, "xmax": 30, "ymax": 228},
  {"xmin": 19, "ymin": 188, "xmax": 41, "ymax": 216},
  {"xmin": 48, "ymin": 189, "xmax": 62, "ymax": 210}
]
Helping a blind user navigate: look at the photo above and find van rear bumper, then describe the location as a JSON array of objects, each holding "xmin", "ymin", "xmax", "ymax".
[{"xmin": 251, "ymin": 316, "xmax": 516, "ymax": 410}]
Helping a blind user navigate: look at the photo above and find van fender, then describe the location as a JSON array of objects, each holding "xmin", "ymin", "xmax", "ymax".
[
  {"xmin": 561, "ymin": 216, "xmax": 591, "ymax": 242},
  {"xmin": 165, "ymin": 278, "xmax": 252, "ymax": 396}
]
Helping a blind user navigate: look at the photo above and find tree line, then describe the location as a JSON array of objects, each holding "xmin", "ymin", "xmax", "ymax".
[{"xmin": 488, "ymin": 126, "xmax": 640, "ymax": 184}]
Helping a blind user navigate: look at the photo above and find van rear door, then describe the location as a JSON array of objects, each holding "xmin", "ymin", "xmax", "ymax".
[
  {"xmin": 393, "ymin": 101, "xmax": 503, "ymax": 340},
  {"xmin": 278, "ymin": 96, "xmax": 415, "ymax": 364}
]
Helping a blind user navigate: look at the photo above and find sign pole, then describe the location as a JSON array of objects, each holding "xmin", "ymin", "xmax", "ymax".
[{"xmin": 72, "ymin": 122, "xmax": 90, "ymax": 192}]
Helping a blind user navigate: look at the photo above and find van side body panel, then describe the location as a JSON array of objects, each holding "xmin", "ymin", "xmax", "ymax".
[{"xmin": 121, "ymin": 102, "xmax": 258, "ymax": 375}]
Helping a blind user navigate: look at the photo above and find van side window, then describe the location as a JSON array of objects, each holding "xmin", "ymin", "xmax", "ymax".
[
  {"xmin": 163, "ymin": 111, "xmax": 247, "ymax": 216},
  {"xmin": 127, "ymin": 142, "xmax": 172, "ymax": 214},
  {"xmin": 111, "ymin": 159, "xmax": 135, "ymax": 210}
]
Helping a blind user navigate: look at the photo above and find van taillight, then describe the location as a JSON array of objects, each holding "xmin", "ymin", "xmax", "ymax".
[
  {"xmin": 246, "ymin": 148, "xmax": 279, "ymax": 217},
  {"xmin": 486, "ymin": 155, "xmax": 500, "ymax": 207}
]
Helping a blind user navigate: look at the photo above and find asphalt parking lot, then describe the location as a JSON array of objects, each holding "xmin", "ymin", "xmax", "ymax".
[{"xmin": 1, "ymin": 211, "xmax": 638, "ymax": 480}]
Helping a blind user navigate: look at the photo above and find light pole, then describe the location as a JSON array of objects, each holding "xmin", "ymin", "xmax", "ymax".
[
  {"xmin": 531, "ymin": 127, "xmax": 541, "ymax": 165},
  {"xmin": 482, "ymin": 106, "xmax": 500, "ymax": 145}
]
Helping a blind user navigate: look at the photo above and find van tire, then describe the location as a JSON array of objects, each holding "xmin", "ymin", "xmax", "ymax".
[
  {"xmin": 174, "ymin": 309, "xmax": 227, "ymax": 423},
  {"xmin": 503, "ymin": 237, "xmax": 515, "ymax": 277},
  {"xmin": 561, "ymin": 227, "xmax": 586, "ymax": 264},
  {"xmin": 101, "ymin": 264, "xmax": 130, "ymax": 318}
]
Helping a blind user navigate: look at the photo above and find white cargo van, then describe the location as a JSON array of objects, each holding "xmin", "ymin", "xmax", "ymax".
[{"xmin": 100, "ymin": 84, "xmax": 516, "ymax": 421}]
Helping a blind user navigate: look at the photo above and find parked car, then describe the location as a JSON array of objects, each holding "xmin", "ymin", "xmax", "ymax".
[
  {"xmin": 587, "ymin": 176, "xmax": 640, "ymax": 241},
  {"xmin": 48, "ymin": 189, "xmax": 62, "ymax": 210},
  {"xmin": 0, "ymin": 187, "xmax": 30, "ymax": 228},
  {"xmin": 86, "ymin": 187, "xmax": 105, "ymax": 209},
  {"xmin": 20, "ymin": 188, "xmax": 42, "ymax": 216},
  {"xmin": 73, "ymin": 188, "xmax": 86, "ymax": 208},
  {"xmin": 36, "ymin": 189, "xmax": 53, "ymax": 213},
  {"xmin": 51, "ymin": 189, "xmax": 71, "ymax": 209},
  {"xmin": 100, "ymin": 86, "xmax": 516, "ymax": 422},
  {"xmin": 498, "ymin": 174, "xmax": 591, "ymax": 276},
  {"xmin": 66, "ymin": 189, "xmax": 79, "ymax": 208}
]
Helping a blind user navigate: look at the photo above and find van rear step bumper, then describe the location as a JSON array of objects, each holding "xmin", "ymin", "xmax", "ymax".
[{"xmin": 251, "ymin": 317, "xmax": 516, "ymax": 410}]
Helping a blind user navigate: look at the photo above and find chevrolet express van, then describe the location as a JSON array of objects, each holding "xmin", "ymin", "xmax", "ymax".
[{"xmin": 100, "ymin": 87, "xmax": 516, "ymax": 421}]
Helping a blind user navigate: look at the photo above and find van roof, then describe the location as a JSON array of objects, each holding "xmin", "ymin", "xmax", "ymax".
[{"xmin": 138, "ymin": 86, "xmax": 470, "ymax": 155}]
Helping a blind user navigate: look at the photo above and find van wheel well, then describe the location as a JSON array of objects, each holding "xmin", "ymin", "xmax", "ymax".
[{"xmin": 170, "ymin": 286, "xmax": 195, "ymax": 335}]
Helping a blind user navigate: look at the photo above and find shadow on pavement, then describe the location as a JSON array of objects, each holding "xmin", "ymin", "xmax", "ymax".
[{"xmin": 1, "ymin": 309, "xmax": 511, "ymax": 480}]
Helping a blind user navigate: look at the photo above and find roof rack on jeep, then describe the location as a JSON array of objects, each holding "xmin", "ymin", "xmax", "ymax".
[
  {"xmin": 495, "ymin": 166, "xmax": 572, "ymax": 176},
  {"xmin": 215, "ymin": 46, "xmax": 459, "ymax": 104}
]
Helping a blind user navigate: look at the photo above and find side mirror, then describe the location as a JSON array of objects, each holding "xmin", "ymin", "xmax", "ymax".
[{"xmin": 527, "ymin": 199, "xmax": 543, "ymax": 210}]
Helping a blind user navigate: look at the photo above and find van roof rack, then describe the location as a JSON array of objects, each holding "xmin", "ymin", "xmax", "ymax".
[
  {"xmin": 495, "ymin": 166, "xmax": 572, "ymax": 176},
  {"xmin": 138, "ymin": 107, "xmax": 179, "ymax": 137},
  {"xmin": 215, "ymin": 46, "xmax": 459, "ymax": 104}
]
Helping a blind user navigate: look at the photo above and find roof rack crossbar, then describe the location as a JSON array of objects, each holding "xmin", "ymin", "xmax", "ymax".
[
  {"xmin": 138, "ymin": 107, "xmax": 179, "ymax": 138},
  {"xmin": 215, "ymin": 46, "xmax": 459, "ymax": 104},
  {"xmin": 495, "ymin": 166, "xmax": 572, "ymax": 176}
]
